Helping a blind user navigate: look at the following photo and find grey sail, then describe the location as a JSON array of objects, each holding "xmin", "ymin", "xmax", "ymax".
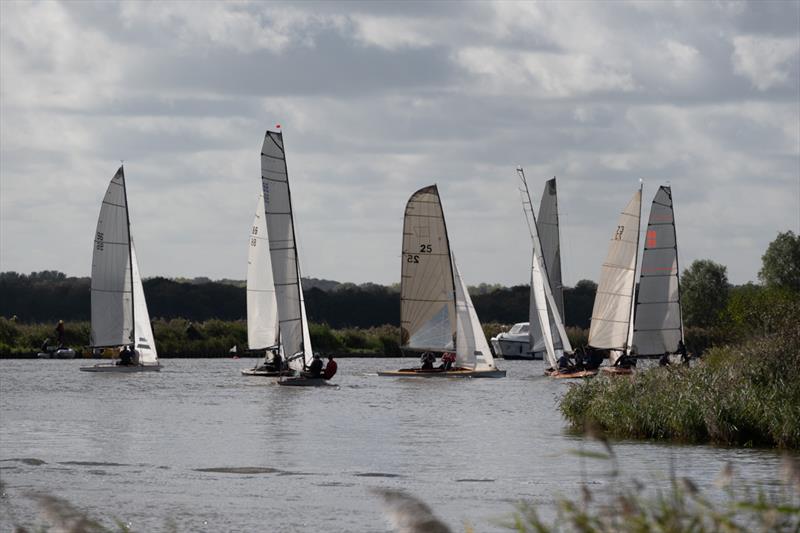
[
  {"xmin": 90, "ymin": 167, "xmax": 133, "ymax": 348},
  {"xmin": 632, "ymin": 186, "xmax": 683, "ymax": 355},
  {"xmin": 529, "ymin": 178, "xmax": 564, "ymax": 354},
  {"xmin": 400, "ymin": 185, "xmax": 456, "ymax": 351},
  {"xmin": 260, "ymin": 130, "xmax": 308, "ymax": 361}
]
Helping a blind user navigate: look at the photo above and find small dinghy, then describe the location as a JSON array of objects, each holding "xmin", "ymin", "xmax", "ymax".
[
  {"xmin": 37, "ymin": 347, "xmax": 76, "ymax": 359},
  {"xmin": 80, "ymin": 166, "xmax": 161, "ymax": 373},
  {"xmin": 241, "ymin": 368, "xmax": 295, "ymax": 377},
  {"xmin": 380, "ymin": 185, "xmax": 505, "ymax": 379}
]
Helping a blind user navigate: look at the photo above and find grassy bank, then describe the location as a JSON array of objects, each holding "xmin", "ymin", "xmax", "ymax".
[{"xmin": 560, "ymin": 328, "xmax": 800, "ymax": 448}]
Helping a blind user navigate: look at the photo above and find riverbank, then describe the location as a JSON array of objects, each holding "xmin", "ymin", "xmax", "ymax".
[{"xmin": 560, "ymin": 328, "xmax": 800, "ymax": 448}]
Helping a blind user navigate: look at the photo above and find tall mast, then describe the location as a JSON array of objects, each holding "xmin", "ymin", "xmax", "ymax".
[
  {"xmin": 626, "ymin": 180, "xmax": 643, "ymax": 354},
  {"xmin": 433, "ymin": 185, "xmax": 459, "ymax": 341},
  {"xmin": 120, "ymin": 165, "xmax": 135, "ymax": 348},
  {"xmin": 552, "ymin": 176, "xmax": 565, "ymax": 316}
]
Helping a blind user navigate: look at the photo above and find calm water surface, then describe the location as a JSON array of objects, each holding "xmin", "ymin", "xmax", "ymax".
[{"xmin": 0, "ymin": 358, "xmax": 786, "ymax": 531}]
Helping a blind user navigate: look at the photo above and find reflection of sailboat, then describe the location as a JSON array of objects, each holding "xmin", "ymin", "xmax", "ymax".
[
  {"xmin": 516, "ymin": 169, "xmax": 584, "ymax": 378},
  {"xmin": 378, "ymin": 185, "xmax": 505, "ymax": 378},
  {"xmin": 257, "ymin": 129, "xmax": 330, "ymax": 386},
  {"xmin": 587, "ymin": 185, "xmax": 643, "ymax": 374},
  {"xmin": 241, "ymin": 192, "xmax": 293, "ymax": 377},
  {"xmin": 603, "ymin": 185, "xmax": 684, "ymax": 374},
  {"xmin": 81, "ymin": 167, "xmax": 160, "ymax": 372}
]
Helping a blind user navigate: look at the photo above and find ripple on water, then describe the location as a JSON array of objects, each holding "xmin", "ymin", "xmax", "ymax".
[
  {"xmin": 1, "ymin": 458, "xmax": 47, "ymax": 466},
  {"xmin": 194, "ymin": 467, "xmax": 283, "ymax": 474}
]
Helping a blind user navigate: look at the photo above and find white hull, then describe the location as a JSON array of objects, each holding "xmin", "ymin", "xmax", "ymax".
[
  {"xmin": 80, "ymin": 363, "xmax": 161, "ymax": 373},
  {"xmin": 241, "ymin": 368, "xmax": 294, "ymax": 377},
  {"xmin": 490, "ymin": 338, "xmax": 539, "ymax": 360}
]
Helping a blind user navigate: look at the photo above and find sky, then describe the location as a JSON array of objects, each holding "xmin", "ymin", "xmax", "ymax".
[{"xmin": 1, "ymin": 1, "xmax": 798, "ymax": 287}]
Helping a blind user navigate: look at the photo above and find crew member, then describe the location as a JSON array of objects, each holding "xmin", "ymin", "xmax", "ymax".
[{"xmin": 322, "ymin": 356, "xmax": 338, "ymax": 380}]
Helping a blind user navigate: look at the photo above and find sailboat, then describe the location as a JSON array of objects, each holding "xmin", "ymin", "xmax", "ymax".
[
  {"xmin": 241, "ymin": 192, "xmax": 293, "ymax": 377},
  {"xmin": 516, "ymin": 169, "xmax": 583, "ymax": 378},
  {"xmin": 377, "ymin": 185, "xmax": 506, "ymax": 378},
  {"xmin": 586, "ymin": 184, "xmax": 643, "ymax": 375},
  {"xmin": 629, "ymin": 185, "xmax": 684, "ymax": 360},
  {"xmin": 80, "ymin": 166, "xmax": 161, "ymax": 372},
  {"xmin": 257, "ymin": 129, "xmax": 330, "ymax": 386}
]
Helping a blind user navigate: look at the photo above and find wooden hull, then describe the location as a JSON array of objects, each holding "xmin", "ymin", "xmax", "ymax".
[
  {"xmin": 546, "ymin": 369, "xmax": 598, "ymax": 379},
  {"xmin": 377, "ymin": 368, "xmax": 506, "ymax": 378},
  {"xmin": 80, "ymin": 364, "xmax": 161, "ymax": 373},
  {"xmin": 601, "ymin": 367, "xmax": 634, "ymax": 376},
  {"xmin": 277, "ymin": 377, "xmax": 334, "ymax": 387},
  {"xmin": 240, "ymin": 368, "xmax": 295, "ymax": 377}
]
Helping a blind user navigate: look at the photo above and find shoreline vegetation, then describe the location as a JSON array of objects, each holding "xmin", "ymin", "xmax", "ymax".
[{"xmin": 560, "ymin": 288, "xmax": 800, "ymax": 449}]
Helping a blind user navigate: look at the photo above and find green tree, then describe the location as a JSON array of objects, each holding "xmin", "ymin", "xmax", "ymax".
[
  {"xmin": 759, "ymin": 230, "xmax": 800, "ymax": 291},
  {"xmin": 681, "ymin": 259, "xmax": 729, "ymax": 327}
]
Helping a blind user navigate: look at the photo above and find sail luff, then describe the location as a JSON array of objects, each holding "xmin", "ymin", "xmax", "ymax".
[
  {"xmin": 130, "ymin": 242, "xmax": 158, "ymax": 364},
  {"xmin": 626, "ymin": 182, "xmax": 643, "ymax": 355},
  {"xmin": 121, "ymin": 167, "xmax": 135, "ymax": 347},
  {"xmin": 453, "ymin": 258, "xmax": 495, "ymax": 371}
]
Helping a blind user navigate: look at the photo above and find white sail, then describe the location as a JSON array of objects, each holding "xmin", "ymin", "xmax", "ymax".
[
  {"xmin": 588, "ymin": 187, "xmax": 642, "ymax": 359},
  {"xmin": 299, "ymin": 276, "xmax": 313, "ymax": 368},
  {"xmin": 130, "ymin": 242, "xmax": 158, "ymax": 365},
  {"xmin": 261, "ymin": 130, "xmax": 310, "ymax": 362},
  {"xmin": 91, "ymin": 167, "xmax": 133, "ymax": 348},
  {"xmin": 246, "ymin": 192, "xmax": 279, "ymax": 350},
  {"xmin": 400, "ymin": 185, "xmax": 456, "ymax": 351},
  {"xmin": 453, "ymin": 259, "xmax": 496, "ymax": 371},
  {"xmin": 632, "ymin": 186, "xmax": 683, "ymax": 355}
]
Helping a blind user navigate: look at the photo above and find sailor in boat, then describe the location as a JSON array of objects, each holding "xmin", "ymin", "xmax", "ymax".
[
  {"xmin": 117, "ymin": 345, "xmax": 135, "ymax": 366},
  {"xmin": 258, "ymin": 349, "xmax": 283, "ymax": 372},
  {"xmin": 304, "ymin": 354, "xmax": 324, "ymax": 378},
  {"xmin": 438, "ymin": 352, "xmax": 455, "ymax": 371},
  {"xmin": 583, "ymin": 347, "xmax": 604, "ymax": 370},
  {"xmin": 322, "ymin": 355, "xmax": 338, "ymax": 380},
  {"xmin": 420, "ymin": 352, "xmax": 435, "ymax": 370},
  {"xmin": 677, "ymin": 340, "xmax": 690, "ymax": 366},
  {"xmin": 557, "ymin": 352, "xmax": 575, "ymax": 373},
  {"xmin": 614, "ymin": 345, "xmax": 638, "ymax": 370}
]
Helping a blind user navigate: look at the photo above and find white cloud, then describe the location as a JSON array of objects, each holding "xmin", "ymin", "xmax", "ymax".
[
  {"xmin": 732, "ymin": 35, "xmax": 800, "ymax": 90},
  {"xmin": 351, "ymin": 15, "xmax": 434, "ymax": 50}
]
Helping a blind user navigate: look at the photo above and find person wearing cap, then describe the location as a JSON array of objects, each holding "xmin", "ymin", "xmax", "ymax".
[{"xmin": 322, "ymin": 355, "xmax": 338, "ymax": 380}]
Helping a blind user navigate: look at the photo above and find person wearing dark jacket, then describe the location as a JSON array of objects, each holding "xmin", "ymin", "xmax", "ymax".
[{"xmin": 305, "ymin": 354, "xmax": 323, "ymax": 378}]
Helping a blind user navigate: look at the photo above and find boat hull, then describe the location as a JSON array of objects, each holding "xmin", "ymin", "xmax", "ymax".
[
  {"xmin": 491, "ymin": 338, "xmax": 539, "ymax": 360},
  {"xmin": 37, "ymin": 349, "xmax": 76, "ymax": 359},
  {"xmin": 546, "ymin": 369, "xmax": 598, "ymax": 379},
  {"xmin": 80, "ymin": 364, "xmax": 161, "ymax": 373},
  {"xmin": 377, "ymin": 368, "xmax": 507, "ymax": 378},
  {"xmin": 277, "ymin": 377, "xmax": 334, "ymax": 387},
  {"xmin": 601, "ymin": 367, "xmax": 634, "ymax": 376},
  {"xmin": 240, "ymin": 368, "xmax": 295, "ymax": 377}
]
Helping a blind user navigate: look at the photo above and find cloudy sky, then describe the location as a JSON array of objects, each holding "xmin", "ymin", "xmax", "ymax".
[{"xmin": 1, "ymin": 1, "xmax": 798, "ymax": 287}]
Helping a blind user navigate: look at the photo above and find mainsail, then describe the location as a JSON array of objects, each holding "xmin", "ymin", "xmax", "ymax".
[
  {"xmin": 246, "ymin": 192, "xmax": 279, "ymax": 350},
  {"xmin": 529, "ymin": 178, "xmax": 565, "ymax": 355},
  {"xmin": 453, "ymin": 258, "xmax": 496, "ymax": 371},
  {"xmin": 632, "ymin": 186, "xmax": 683, "ymax": 355},
  {"xmin": 130, "ymin": 242, "xmax": 158, "ymax": 364},
  {"xmin": 400, "ymin": 185, "xmax": 456, "ymax": 351},
  {"xmin": 587, "ymin": 186, "xmax": 642, "ymax": 359},
  {"xmin": 261, "ymin": 130, "xmax": 311, "ymax": 363},
  {"xmin": 91, "ymin": 167, "xmax": 133, "ymax": 348}
]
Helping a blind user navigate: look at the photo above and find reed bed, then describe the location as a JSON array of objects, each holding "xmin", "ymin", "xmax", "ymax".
[{"xmin": 560, "ymin": 328, "xmax": 800, "ymax": 448}]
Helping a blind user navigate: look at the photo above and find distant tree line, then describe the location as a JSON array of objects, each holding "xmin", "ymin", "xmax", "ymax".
[{"xmin": 0, "ymin": 270, "xmax": 598, "ymax": 329}]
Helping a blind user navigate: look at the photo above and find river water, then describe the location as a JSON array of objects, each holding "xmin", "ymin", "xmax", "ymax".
[{"xmin": 0, "ymin": 358, "xmax": 788, "ymax": 531}]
